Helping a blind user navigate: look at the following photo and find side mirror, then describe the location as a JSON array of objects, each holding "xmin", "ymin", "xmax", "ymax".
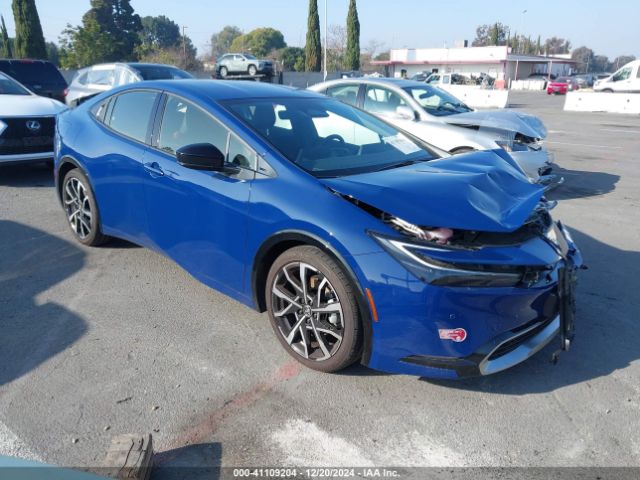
[
  {"xmin": 176, "ymin": 143, "xmax": 225, "ymax": 171},
  {"xmin": 395, "ymin": 105, "xmax": 416, "ymax": 121}
]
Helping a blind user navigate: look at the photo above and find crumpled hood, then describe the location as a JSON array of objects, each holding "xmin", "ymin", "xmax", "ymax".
[
  {"xmin": 443, "ymin": 110, "xmax": 547, "ymax": 139},
  {"xmin": 321, "ymin": 150, "xmax": 544, "ymax": 233}
]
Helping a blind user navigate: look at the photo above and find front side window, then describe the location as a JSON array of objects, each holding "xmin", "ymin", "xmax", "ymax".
[
  {"xmin": 363, "ymin": 86, "xmax": 407, "ymax": 116},
  {"xmin": 107, "ymin": 91, "xmax": 158, "ymax": 143},
  {"xmin": 326, "ymin": 84, "xmax": 359, "ymax": 106},
  {"xmin": 613, "ymin": 67, "xmax": 632, "ymax": 82},
  {"xmin": 224, "ymin": 97, "xmax": 436, "ymax": 178},
  {"xmin": 158, "ymin": 95, "xmax": 228, "ymax": 156},
  {"xmin": 403, "ymin": 85, "xmax": 472, "ymax": 116}
]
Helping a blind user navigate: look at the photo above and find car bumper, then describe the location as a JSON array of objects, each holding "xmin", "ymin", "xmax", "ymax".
[
  {"xmin": 510, "ymin": 148, "xmax": 554, "ymax": 182},
  {"xmin": 356, "ymin": 224, "xmax": 582, "ymax": 379},
  {"xmin": 0, "ymin": 151, "xmax": 54, "ymax": 165}
]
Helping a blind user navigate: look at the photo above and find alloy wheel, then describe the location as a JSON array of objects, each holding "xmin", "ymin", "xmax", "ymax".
[
  {"xmin": 271, "ymin": 262, "xmax": 344, "ymax": 361},
  {"xmin": 63, "ymin": 177, "xmax": 92, "ymax": 240}
]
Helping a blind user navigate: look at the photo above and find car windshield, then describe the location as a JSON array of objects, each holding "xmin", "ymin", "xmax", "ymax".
[
  {"xmin": 402, "ymin": 85, "xmax": 472, "ymax": 116},
  {"xmin": 131, "ymin": 65, "xmax": 193, "ymax": 80},
  {"xmin": 0, "ymin": 73, "xmax": 31, "ymax": 95},
  {"xmin": 224, "ymin": 97, "xmax": 437, "ymax": 178}
]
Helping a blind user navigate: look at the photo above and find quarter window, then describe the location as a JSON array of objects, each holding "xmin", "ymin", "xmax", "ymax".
[
  {"xmin": 228, "ymin": 134, "xmax": 257, "ymax": 170},
  {"xmin": 326, "ymin": 84, "xmax": 359, "ymax": 106},
  {"xmin": 107, "ymin": 91, "xmax": 158, "ymax": 143},
  {"xmin": 158, "ymin": 95, "xmax": 228, "ymax": 156}
]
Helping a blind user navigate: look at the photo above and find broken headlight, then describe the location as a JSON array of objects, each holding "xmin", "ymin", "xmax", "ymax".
[{"xmin": 371, "ymin": 233, "xmax": 532, "ymax": 287}]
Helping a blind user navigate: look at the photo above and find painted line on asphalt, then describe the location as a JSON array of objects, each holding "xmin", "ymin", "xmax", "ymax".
[
  {"xmin": 0, "ymin": 419, "xmax": 41, "ymax": 462},
  {"xmin": 546, "ymin": 141, "xmax": 623, "ymax": 149},
  {"xmin": 600, "ymin": 128, "xmax": 639, "ymax": 134}
]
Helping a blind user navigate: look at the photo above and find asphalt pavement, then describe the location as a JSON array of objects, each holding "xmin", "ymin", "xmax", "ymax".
[{"xmin": 0, "ymin": 91, "xmax": 639, "ymax": 477}]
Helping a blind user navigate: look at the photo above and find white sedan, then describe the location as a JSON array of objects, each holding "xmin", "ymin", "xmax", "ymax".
[
  {"xmin": 0, "ymin": 71, "xmax": 67, "ymax": 166},
  {"xmin": 309, "ymin": 78, "xmax": 559, "ymax": 186}
]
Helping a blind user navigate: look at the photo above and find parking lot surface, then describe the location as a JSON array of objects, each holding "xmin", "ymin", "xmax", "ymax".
[{"xmin": 1, "ymin": 92, "xmax": 639, "ymax": 473}]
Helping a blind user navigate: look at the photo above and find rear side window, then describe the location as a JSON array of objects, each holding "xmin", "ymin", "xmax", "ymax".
[
  {"xmin": 107, "ymin": 91, "xmax": 158, "ymax": 143},
  {"xmin": 326, "ymin": 84, "xmax": 359, "ymax": 106},
  {"xmin": 87, "ymin": 69, "xmax": 115, "ymax": 86}
]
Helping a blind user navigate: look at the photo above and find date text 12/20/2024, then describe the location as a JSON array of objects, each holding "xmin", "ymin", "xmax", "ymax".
[{"xmin": 233, "ymin": 468, "xmax": 401, "ymax": 478}]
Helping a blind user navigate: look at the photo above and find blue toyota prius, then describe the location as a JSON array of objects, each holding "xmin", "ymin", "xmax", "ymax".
[{"xmin": 54, "ymin": 80, "xmax": 582, "ymax": 378}]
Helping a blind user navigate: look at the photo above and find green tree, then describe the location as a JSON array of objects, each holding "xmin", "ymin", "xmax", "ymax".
[
  {"xmin": 11, "ymin": 0, "xmax": 47, "ymax": 59},
  {"xmin": 305, "ymin": 0, "xmax": 321, "ymax": 71},
  {"xmin": 46, "ymin": 41, "xmax": 59, "ymax": 65},
  {"xmin": 344, "ymin": 0, "xmax": 360, "ymax": 70},
  {"xmin": 229, "ymin": 27, "xmax": 285, "ymax": 58},
  {"xmin": 473, "ymin": 22, "xmax": 509, "ymax": 47},
  {"xmin": 210, "ymin": 25, "xmax": 242, "ymax": 59},
  {"xmin": 543, "ymin": 37, "xmax": 571, "ymax": 55},
  {"xmin": 59, "ymin": 0, "xmax": 142, "ymax": 68},
  {"xmin": 611, "ymin": 55, "xmax": 636, "ymax": 70},
  {"xmin": 571, "ymin": 46, "xmax": 594, "ymax": 73},
  {"xmin": 140, "ymin": 15, "xmax": 180, "ymax": 50},
  {"xmin": 0, "ymin": 15, "xmax": 12, "ymax": 58},
  {"xmin": 278, "ymin": 46, "xmax": 305, "ymax": 71}
]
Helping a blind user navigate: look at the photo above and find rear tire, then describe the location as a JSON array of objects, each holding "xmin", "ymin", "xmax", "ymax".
[
  {"xmin": 62, "ymin": 168, "xmax": 110, "ymax": 246},
  {"xmin": 266, "ymin": 246, "xmax": 362, "ymax": 373}
]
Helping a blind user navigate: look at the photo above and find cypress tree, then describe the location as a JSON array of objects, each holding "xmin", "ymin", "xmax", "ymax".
[
  {"xmin": 1, "ymin": 15, "xmax": 12, "ymax": 58},
  {"xmin": 304, "ymin": 0, "xmax": 321, "ymax": 72},
  {"xmin": 11, "ymin": 0, "xmax": 47, "ymax": 59},
  {"xmin": 344, "ymin": 0, "xmax": 360, "ymax": 70}
]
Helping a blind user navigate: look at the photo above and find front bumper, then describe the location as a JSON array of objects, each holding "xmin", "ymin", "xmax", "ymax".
[
  {"xmin": 359, "ymin": 224, "xmax": 582, "ymax": 379},
  {"xmin": 510, "ymin": 148, "xmax": 554, "ymax": 182}
]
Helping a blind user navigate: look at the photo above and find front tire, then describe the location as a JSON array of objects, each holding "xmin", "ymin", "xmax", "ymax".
[
  {"xmin": 219, "ymin": 66, "xmax": 228, "ymax": 78},
  {"xmin": 266, "ymin": 246, "xmax": 362, "ymax": 372},
  {"xmin": 248, "ymin": 65, "xmax": 257, "ymax": 76},
  {"xmin": 62, "ymin": 168, "xmax": 109, "ymax": 246}
]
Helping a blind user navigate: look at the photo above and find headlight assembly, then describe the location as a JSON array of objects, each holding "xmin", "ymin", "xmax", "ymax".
[{"xmin": 371, "ymin": 232, "xmax": 531, "ymax": 287}]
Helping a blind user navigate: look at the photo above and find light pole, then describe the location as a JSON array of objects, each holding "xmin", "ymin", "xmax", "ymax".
[
  {"xmin": 182, "ymin": 26, "xmax": 188, "ymax": 68},
  {"xmin": 520, "ymin": 9, "xmax": 527, "ymax": 54},
  {"xmin": 323, "ymin": 0, "xmax": 328, "ymax": 81}
]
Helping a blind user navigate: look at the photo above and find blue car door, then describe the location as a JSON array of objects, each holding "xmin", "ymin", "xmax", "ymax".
[
  {"xmin": 142, "ymin": 94, "xmax": 254, "ymax": 297},
  {"xmin": 88, "ymin": 90, "xmax": 160, "ymax": 244}
]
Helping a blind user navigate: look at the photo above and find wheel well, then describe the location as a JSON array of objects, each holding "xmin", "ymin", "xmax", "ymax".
[
  {"xmin": 252, "ymin": 232, "xmax": 374, "ymax": 365},
  {"xmin": 57, "ymin": 160, "xmax": 79, "ymax": 201}
]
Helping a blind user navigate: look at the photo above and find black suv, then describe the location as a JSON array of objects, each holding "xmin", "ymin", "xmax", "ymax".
[{"xmin": 0, "ymin": 59, "xmax": 67, "ymax": 103}]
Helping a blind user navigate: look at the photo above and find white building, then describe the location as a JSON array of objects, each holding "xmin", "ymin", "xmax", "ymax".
[{"xmin": 373, "ymin": 46, "xmax": 575, "ymax": 86}]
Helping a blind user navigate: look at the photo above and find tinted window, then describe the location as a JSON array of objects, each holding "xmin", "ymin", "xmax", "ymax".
[
  {"xmin": 0, "ymin": 61, "xmax": 66, "ymax": 86},
  {"xmin": 363, "ymin": 86, "xmax": 407, "ymax": 116},
  {"xmin": 158, "ymin": 95, "xmax": 228, "ymax": 155},
  {"xmin": 131, "ymin": 65, "xmax": 193, "ymax": 80},
  {"xmin": 107, "ymin": 91, "xmax": 158, "ymax": 143},
  {"xmin": 326, "ymin": 84, "xmax": 359, "ymax": 106}
]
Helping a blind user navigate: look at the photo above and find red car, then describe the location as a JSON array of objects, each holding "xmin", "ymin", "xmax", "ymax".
[{"xmin": 547, "ymin": 77, "xmax": 580, "ymax": 94}]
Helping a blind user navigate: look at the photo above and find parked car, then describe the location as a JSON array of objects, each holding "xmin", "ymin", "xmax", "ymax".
[
  {"xmin": 309, "ymin": 78, "xmax": 558, "ymax": 186},
  {"xmin": 0, "ymin": 71, "xmax": 66, "ymax": 166},
  {"xmin": 572, "ymin": 74, "xmax": 595, "ymax": 88},
  {"xmin": 54, "ymin": 80, "xmax": 582, "ymax": 378},
  {"xmin": 547, "ymin": 77, "xmax": 580, "ymax": 95},
  {"xmin": 0, "ymin": 59, "xmax": 67, "ymax": 103},
  {"xmin": 215, "ymin": 53, "xmax": 274, "ymax": 78},
  {"xmin": 594, "ymin": 60, "xmax": 640, "ymax": 93},
  {"xmin": 65, "ymin": 62, "xmax": 193, "ymax": 107}
]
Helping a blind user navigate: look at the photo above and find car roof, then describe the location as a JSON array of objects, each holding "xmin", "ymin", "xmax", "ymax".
[
  {"xmin": 315, "ymin": 77, "xmax": 427, "ymax": 89},
  {"xmin": 123, "ymin": 79, "xmax": 320, "ymax": 101}
]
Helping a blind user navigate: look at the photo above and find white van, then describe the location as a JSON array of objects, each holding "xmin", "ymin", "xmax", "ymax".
[{"xmin": 594, "ymin": 60, "xmax": 640, "ymax": 93}]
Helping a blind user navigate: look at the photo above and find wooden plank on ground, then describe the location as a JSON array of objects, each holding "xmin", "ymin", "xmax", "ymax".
[{"xmin": 101, "ymin": 434, "xmax": 153, "ymax": 480}]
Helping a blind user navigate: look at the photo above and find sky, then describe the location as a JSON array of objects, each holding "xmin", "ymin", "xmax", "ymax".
[{"xmin": 1, "ymin": 0, "xmax": 638, "ymax": 59}]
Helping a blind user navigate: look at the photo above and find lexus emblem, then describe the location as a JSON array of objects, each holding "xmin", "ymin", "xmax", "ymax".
[{"xmin": 26, "ymin": 120, "xmax": 41, "ymax": 132}]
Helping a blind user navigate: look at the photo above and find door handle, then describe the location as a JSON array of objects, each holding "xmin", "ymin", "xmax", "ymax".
[{"xmin": 143, "ymin": 161, "xmax": 164, "ymax": 176}]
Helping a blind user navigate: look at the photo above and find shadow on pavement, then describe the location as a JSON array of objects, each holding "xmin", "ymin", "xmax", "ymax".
[
  {"xmin": 547, "ymin": 163, "xmax": 620, "ymax": 201},
  {"xmin": 0, "ymin": 220, "xmax": 87, "ymax": 386},
  {"xmin": 0, "ymin": 163, "xmax": 54, "ymax": 188},
  {"xmin": 152, "ymin": 443, "xmax": 222, "ymax": 480},
  {"xmin": 424, "ymin": 228, "xmax": 638, "ymax": 394}
]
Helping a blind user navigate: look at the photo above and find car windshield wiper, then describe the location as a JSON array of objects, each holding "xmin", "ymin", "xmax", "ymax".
[{"xmin": 375, "ymin": 158, "xmax": 429, "ymax": 172}]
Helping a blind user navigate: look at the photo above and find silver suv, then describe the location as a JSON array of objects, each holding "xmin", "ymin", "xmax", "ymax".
[
  {"xmin": 215, "ymin": 53, "xmax": 274, "ymax": 78},
  {"xmin": 65, "ymin": 62, "xmax": 192, "ymax": 107}
]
